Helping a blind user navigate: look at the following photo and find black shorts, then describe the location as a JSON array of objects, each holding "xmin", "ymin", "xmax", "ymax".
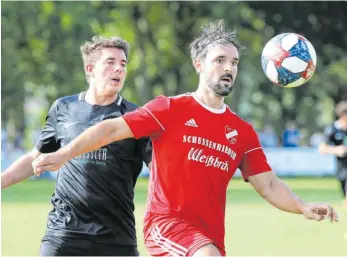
[{"xmin": 40, "ymin": 236, "xmax": 139, "ymax": 256}]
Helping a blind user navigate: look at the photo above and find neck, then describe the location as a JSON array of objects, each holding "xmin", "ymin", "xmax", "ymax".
[
  {"xmin": 194, "ymin": 84, "xmax": 225, "ymax": 110},
  {"xmin": 85, "ymin": 85, "xmax": 117, "ymax": 106}
]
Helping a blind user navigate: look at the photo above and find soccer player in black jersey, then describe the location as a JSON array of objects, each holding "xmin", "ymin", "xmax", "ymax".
[
  {"xmin": 319, "ymin": 101, "xmax": 347, "ymax": 208},
  {"xmin": 1, "ymin": 36, "xmax": 152, "ymax": 256}
]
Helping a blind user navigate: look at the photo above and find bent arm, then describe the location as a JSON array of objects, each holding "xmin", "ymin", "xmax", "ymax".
[
  {"xmin": 248, "ymin": 171, "xmax": 305, "ymax": 214},
  {"xmin": 1, "ymin": 148, "xmax": 41, "ymax": 189},
  {"xmin": 60, "ymin": 117, "xmax": 133, "ymax": 160},
  {"xmin": 318, "ymin": 142, "xmax": 345, "ymax": 156}
]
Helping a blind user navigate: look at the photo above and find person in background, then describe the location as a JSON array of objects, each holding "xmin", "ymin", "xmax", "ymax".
[
  {"xmin": 258, "ymin": 124, "xmax": 279, "ymax": 148},
  {"xmin": 319, "ymin": 101, "xmax": 347, "ymax": 207},
  {"xmin": 282, "ymin": 120, "xmax": 301, "ymax": 147}
]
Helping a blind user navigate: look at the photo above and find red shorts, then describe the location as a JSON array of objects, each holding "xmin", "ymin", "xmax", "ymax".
[{"xmin": 144, "ymin": 216, "xmax": 225, "ymax": 256}]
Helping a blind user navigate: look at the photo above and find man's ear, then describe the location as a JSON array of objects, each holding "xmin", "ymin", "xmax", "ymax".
[
  {"xmin": 193, "ymin": 59, "xmax": 202, "ymax": 73},
  {"xmin": 86, "ymin": 64, "xmax": 93, "ymax": 76}
]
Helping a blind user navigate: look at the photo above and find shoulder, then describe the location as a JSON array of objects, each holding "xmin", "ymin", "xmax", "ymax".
[
  {"xmin": 225, "ymin": 106, "xmax": 254, "ymax": 131},
  {"xmin": 141, "ymin": 93, "xmax": 193, "ymax": 106},
  {"xmin": 324, "ymin": 123, "xmax": 337, "ymax": 135},
  {"xmin": 169, "ymin": 92, "xmax": 193, "ymax": 102},
  {"xmin": 121, "ymin": 98, "xmax": 139, "ymax": 112},
  {"xmin": 54, "ymin": 94, "xmax": 81, "ymax": 107},
  {"xmin": 167, "ymin": 93, "xmax": 196, "ymax": 110},
  {"xmin": 171, "ymin": 93, "xmax": 194, "ymax": 104},
  {"xmin": 49, "ymin": 93, "xmax": 81, "ymax": 112}
]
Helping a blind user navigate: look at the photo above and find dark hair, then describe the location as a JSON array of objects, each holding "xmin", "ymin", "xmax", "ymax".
[{"xmin": 189, "ymin": 19, "xmax": 245, "ymax": 62}]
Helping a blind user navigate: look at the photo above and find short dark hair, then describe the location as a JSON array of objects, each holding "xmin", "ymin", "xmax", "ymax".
[
  {"xmin": 189, "ymin": 19, "xmax": 245, "ymax": 62},
  {"xmin": 336, "ymin": 101, "xmax": 347, "ymax": 117}
]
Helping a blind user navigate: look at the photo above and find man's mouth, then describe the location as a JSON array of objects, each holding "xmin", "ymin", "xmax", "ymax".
[
  {"xmin": 111, "ymin": 77, "xmax": 120, "ymax": 83},
  {"xmin": 221, "ymin": 77, "xmax": 232, "ymax": 83},
  {"xmin": 220, "ymin": 75, "xmax": 233, "ymax": 84}
]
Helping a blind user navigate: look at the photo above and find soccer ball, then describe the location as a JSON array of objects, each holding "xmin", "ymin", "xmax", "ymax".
[{"xmin": 261, "ymin": 33, "xmax": 317, "ymax": 88}]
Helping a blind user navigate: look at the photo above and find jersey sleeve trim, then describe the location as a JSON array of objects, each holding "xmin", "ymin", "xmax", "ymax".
[
  {"xmin": 244, "ymin": 147, "xmax": 262, "ymax": 154},
  {"xmin": 143, "ymin": 107, "xmax": 165, "ymax": 131}
]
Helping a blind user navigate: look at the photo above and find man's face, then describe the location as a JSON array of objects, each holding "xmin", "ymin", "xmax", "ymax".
[
  {"xmin": 341, "ymin": 113, "xmax": 347, "ymax": 123},
  {"xmin": 88, "ymin": 48, "xmax": 127, "ymax": 95},
  {"xmin": 197, "ymin": 43, "xmax": 239, "ymax": 97}
]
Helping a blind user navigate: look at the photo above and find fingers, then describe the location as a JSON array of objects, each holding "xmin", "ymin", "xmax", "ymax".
[
  {"xmin": 308, "ymin": 212, "xmax": 325, "ymax": 221},
  {"xmin": 32, "ymin": 153, "xmax": 60, "ymax": 176},
  {"xmin": 330, "ymin": 207, "xmax": 339, "ymax": 222},
  {"xmin": 35, "ymin": 165, "xmax": 57, "ymax": 175},
  {"xmin": 324, "ymin": 205, "xmax": 332, "ymax": 219},
  {"xmin": 32, "ymin": 154, "xmax": 45, "ymax": 175},
  {"xmin": 329, "ymin": 207, "xmax": 335, "ymax": 222},
  {"xmin": 309, "ymin": 204, "xmax": 339, "ymax": 223},
  {"xmin": 319, "ymin": 205, "xmax": 338, "ymax": 222}
]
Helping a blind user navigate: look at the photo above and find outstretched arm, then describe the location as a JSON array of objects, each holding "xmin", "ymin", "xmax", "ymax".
[
  {"xmin": 248, "ymin": 171, "xmax": 338, "ymax": 222},
  {"xmin": 33, "ymin": 117, "xmax": 133, "ymax": 174},
  {"xmin": 1, "ymin": 148, "xmax": 41, "ymax": 189},
  {"xmin": 319, "ymin": 142, "xmax": 347, "ymax": 157}
]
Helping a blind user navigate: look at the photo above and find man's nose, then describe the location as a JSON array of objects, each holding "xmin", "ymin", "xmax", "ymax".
[
  {"xmin": 114, "ymin": 64, "xmax": 120, "ymax": 70},
  {"xmin": 113, "ymin": 64, "xmax": 123, "ymax": 73},
  {"xmin": 224, "ymin": 63, "xmax": 233, "ymax": 73}
]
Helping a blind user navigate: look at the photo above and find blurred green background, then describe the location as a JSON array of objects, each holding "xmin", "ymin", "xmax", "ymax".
[{"xmin": 2, "ymin": 1, "xmax": 347, "ymax": 146}]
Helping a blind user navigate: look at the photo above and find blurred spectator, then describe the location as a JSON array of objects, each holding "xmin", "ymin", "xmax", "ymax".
[
  {"xmin": 319, "ymin": 101, "xmax": 347, "ymax": 209},
  {"xmin": 282, "ymin": 121, "xmax": 301, "ymax": 147},
  {"xmin": 13, "ymin": 129, "xmax": 24, "ymax": 149},
  {"xmin": 258, "ymin": 124, "xmax": 278, "ymax": 147},
  {"xmin": 1, "ymin": 128, "xmax": 8, "ymax": 154}
]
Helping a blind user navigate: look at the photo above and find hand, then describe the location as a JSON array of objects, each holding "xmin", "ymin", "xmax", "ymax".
[
  {"xmin": 32, "ymin": 150, "xmax": 69, "ymax": 176},
  {"xmin": 336, "ymin": 145, "xmax": 347, "ymax": 157},
  {"xmin": 300, "ymin": 203, "xmax": 338, "ymax": 222}
]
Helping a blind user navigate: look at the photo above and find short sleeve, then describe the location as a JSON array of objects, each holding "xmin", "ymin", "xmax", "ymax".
[
  {"xmin": 322, "ymin": 125, "xmax": 334, "ymax": 145},
  {"xmin": 123, "ymin": 95, "xmax": 170, "ymax": 139},
  {"xmin": 35, "ymin": 100, "xmax": 60, "ymax": 153},
  {"xmin": 239, "ymin": 125, "xmax": 272, "ymax": 181}
]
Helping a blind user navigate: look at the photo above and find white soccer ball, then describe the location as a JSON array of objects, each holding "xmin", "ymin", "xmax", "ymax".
[{"xmin": 261, "ymin": 33, "xmax": 317, "ymax": 88}]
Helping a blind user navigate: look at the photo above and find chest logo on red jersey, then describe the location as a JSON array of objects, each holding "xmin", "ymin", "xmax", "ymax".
[
  {"xmin": 185, "ymin": 118, "xmax": 198, "ymax": 128},
  {"xmin": 225, "ymin": 126, "xmax": 238, "ymax": 144}
]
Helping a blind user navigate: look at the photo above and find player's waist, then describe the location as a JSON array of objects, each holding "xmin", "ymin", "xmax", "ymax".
[
  {"xmin": 44, "ymin": 229, "xmax": 138, "ymax": 246},
  {"xmin": 143, "ymin": 212, "xmax": 225, "ymax": 248}
]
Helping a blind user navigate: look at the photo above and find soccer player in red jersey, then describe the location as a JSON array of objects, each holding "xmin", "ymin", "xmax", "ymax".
[{"xmin": 33, "ymin": 20, "xmax": 338, "ymax": 256}]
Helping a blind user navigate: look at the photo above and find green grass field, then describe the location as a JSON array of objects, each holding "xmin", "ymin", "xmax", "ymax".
[{"xmin": 2, "ymin": 177, "xmax": 347, "ymax": 256}]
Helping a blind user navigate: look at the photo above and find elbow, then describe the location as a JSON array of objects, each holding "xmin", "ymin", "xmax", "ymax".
[
  {"xmin": 95, "ymin": 121, "xmax": 117, "ymax": 146},
  {"xmin": 107, "ymin": 125, "xmax": 118, "ymax": 143},
  {"xmin": 257, "ymin": 178, "xmax": 276, "ymax": 200},
  {"xmin": 105, "ymin": 119, "xmax": 122, "ymax": 142}
]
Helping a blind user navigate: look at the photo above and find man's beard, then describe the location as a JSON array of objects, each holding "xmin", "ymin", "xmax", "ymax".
[{"xmin": 206, "ymin": 76, "xmax": 234, "ymax": 97}]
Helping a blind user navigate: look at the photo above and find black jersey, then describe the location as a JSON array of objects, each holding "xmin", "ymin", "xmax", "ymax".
[
  {"xmin": 323, "ymin": 121, "xmax": 347, "ymax": 180},
  {"xmin": 36, "ymin": 92, "xmax": 152, "ymax": 246}
]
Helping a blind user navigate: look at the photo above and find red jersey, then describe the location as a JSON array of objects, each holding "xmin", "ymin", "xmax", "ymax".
[{"xmin": 123, "ymin": 93, "xmax": 271, "ymax": 251}]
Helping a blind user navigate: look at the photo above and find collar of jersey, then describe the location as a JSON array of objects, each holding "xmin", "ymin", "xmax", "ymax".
[
  {"xmin": 191, "ymin": 92, "xmax": 227, "ymax": 114},
  {"xmin": 79, "ymin": 91, "xmax": 123, "ymax": 106}
]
